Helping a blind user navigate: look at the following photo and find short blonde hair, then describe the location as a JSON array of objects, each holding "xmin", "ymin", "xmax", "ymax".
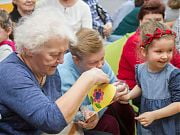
[{"xmin": 69, "ymin": 28, "xmax": 103, "ymax": 59}]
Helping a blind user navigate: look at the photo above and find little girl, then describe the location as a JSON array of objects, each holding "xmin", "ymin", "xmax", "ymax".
[
  {"xmin": 120, "ymin": 20, "xmax": 180, "ymax": 135},
  {"xmin": 0, "ymin": 9, "xmax": 15, "ymax": 62}
]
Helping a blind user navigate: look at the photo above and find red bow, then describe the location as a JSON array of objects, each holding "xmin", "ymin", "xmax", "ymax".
[{"xmin": 141, "ymin": 28, "xmax": 176, "ymax": 48}]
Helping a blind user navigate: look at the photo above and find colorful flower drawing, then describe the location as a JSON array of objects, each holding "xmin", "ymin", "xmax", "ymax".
[
  {"xmin": 93, "ymin": 89, "xmax": 104, "ymax": 103},
  {"xmin": 88, "ymin": 84, "xmax": 116, "ymax": 112}
]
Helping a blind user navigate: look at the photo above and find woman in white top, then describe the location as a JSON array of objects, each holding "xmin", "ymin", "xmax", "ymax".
[{"xmin": 37, "ymin": 0, "xmax": 92, "ymax": 33}]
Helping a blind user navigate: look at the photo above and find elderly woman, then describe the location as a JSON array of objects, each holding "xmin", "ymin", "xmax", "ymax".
[
  {"xmin": 58, "ymin": 28, "xmax": 135, "ymax": 135},
  {"xmin": 10, "ymin": 0, "xmax": 36, "ymax": 23},
  {"xmin": 0, "ymin": 8, "xmax": 109, "ymax": 134}
]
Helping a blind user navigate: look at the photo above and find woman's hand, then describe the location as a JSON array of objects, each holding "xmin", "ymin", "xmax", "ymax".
[
  {"xmin": 118, "ymin": 94, "xmax": 130, "ymax": 103},
  {"xmin": 135, "ymin": 112, "xmax": 156, "ymax": 126},
  {"xmin": 77, "ymin": 110, "xmax": 99, "ymax": 129}
]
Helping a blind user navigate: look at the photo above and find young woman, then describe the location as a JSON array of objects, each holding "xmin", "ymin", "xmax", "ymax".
[{"xmin": 58, "ymin": 28, "xmax": 135, "ymax": 135}]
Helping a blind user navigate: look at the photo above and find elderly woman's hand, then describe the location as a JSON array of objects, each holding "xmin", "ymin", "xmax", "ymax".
[
  {"xmin": 82, "ymin": 68, "xmax": 110, "ymax": 85},
  {"xmin": 112, "ymin": 80, "xmax": 129, "ymax": 103}
]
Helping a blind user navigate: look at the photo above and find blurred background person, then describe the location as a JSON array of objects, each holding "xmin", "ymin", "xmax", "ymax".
[
  {"xmin": 37, "ymin": 0, "xmax": 92, "ymax": 34},
  {"xmin": 0, "ymin": 9, "xmax": 15, "ymax": 62},
  {"xmin": 112, "ymin": 0, "xmax": 135, "ymax": 32},
  {"xmin": 83, "ymin": 0, "xmax": 113, "ymax": 41},
  {"xmin": 111, "ymin": 0, "xmax": 145, "ymax": 39},
  {"xmin": 173, "ymin": 15, "xmax": 180, "ymax": 52},
  {"xmin": 10, "ymin": 0, "xmax": 36, "ymax": 23},
  {"xmin": 165, "ymin": 0, "xmax": 179, "ymax": 22}
]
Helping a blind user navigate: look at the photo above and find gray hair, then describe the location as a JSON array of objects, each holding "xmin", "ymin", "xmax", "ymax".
[{"xmin": 14, "ymin": 7, "xmax": 76, "ymax": 53}]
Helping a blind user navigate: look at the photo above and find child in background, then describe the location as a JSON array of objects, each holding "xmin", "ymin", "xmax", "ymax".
[
  {"xmin": 120, "ymin": 20, "xmax": 180, "ymax": 135},
  {"xmin": 0, "ymin": 9, "xmax": 15, "ymax": 62}
]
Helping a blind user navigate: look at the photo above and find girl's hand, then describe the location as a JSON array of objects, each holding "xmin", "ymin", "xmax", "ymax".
[
  {"xmin": 135, "ymin": 112, "xmax": 156, "ymax": 126},
  {"xmin": 112, "ymin": 80, "xmax": 129, "ymax": 102}
]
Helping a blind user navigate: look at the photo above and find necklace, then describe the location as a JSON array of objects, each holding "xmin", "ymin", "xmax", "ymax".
[{"xmin": 39, "ymin": 75, "xmax": 46, "ymax": 87}]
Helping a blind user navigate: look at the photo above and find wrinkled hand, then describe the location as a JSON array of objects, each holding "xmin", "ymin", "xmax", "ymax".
[
  {"xmin": 83, "ymin": 68, "xmax": 109, "ymax": 85},
  {"xmin": 77, "ymin": 110, "xmax": 99, "ymax": 129},
  {"xmin": 103, "ymin": 22, "xmax": 112, "ymax": 37},
  {"xmin": 135, "ymin": 112, "xmax": 156, "ymax": 127},
  {"xmin": 112, "ymin": 81, "xmax": 129, "ymax": 102}
]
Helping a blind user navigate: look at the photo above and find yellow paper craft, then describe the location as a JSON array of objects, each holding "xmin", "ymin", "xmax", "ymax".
[
  {"xmin": 88, "ymin": 84, "xmax": 116, "ymax": 112},
  {"xmin": 0, "ymin": 0, "xmax": 13, "ymax": 13}
]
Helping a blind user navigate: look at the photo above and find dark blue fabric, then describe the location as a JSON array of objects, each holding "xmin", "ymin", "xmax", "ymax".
[
  {"xmin": 169, "ymin": 69, "xmax": 180, "ymax": 102},
  {"xmin": 138, "ymin": 97, "xmax": 176, "ymax": 135},
  {"xmin": 0, "ymin": 53, "xmax": 67, "ymax": 135},
  {"xmin": 169, "ymin": 69, "xmax": 180, "ymax": 135}
]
